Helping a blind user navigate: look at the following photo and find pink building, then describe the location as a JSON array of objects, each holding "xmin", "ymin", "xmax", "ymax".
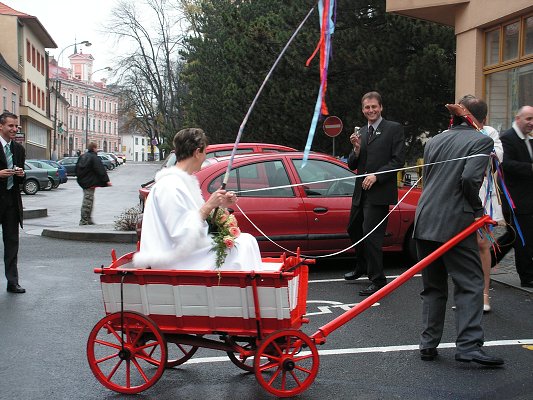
[{"xmin": 50, "ymin": 51, "xmax": 120, "ymax": 155}]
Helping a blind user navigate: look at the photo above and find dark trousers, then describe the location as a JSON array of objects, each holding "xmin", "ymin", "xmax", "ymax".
[
  {"xmin": 0, "ymin": 190, "xmax": 20, "ymax": 285},
  {"xmin": 416, "ymin": 239, "xmax": 484, "ymax": 353},
  {"xmin": 513, "ymin": 213, "xmax": 533, "ymax": 284},
  {"xmin": 347, "ymin": 200, "xmax": 389, "ymax": 286}
]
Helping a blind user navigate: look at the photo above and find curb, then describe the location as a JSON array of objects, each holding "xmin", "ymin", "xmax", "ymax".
[
  {"xmin": 41, "ymin": 226, "xmax": 138, "ymax": 244},
  {"xmin": 23, "ymin": 208, "xmax": 47, "ymax": 219}
]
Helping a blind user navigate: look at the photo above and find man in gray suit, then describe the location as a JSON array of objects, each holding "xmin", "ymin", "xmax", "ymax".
[{"xmin": 414, "ymin": 95, "xmax": 503, "ymax": 366}]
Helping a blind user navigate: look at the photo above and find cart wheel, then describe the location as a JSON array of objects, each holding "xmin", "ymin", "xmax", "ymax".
[
  {"xmin": 87, "ymin": 312, "xmax": 167, "ymax": 394},
  {"xmin": 226, "ymin": 336, "xmax": 257, "ymax": 372},
  {"xmin": 254, "ymin": 329, "xmax": 319, "ymax": 398},
  {"xmin": 165, "ymin": 341, "xmax": 200, "ymax": 368}
]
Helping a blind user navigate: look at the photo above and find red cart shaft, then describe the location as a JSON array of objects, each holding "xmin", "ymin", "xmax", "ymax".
[{"xmin": 311, "ymin": 215, "xmax": 494, "ymax": 344}]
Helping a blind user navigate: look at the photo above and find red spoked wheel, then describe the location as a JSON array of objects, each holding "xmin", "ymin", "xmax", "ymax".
[
  {"xmin": 254, "ymin": 330, "xmax": 319, "ymax": 397},
  {"xmin": 165, "ymin": 340, "xmax": 200, "ymax": 368},
  {"xmin": 87, "ymin": 312, "xmax": 167, "ymax": 394}
]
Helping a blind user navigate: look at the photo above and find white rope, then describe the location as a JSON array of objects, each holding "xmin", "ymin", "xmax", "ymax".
[
  {"xmin": 231, "ymin": 153, "xmax": 489, "ymax": 259},
  {"xmin": 235, "ymin": 177, "xmax": 422, "ymax": 259},
  {"xmin": 235, "ymin": 153, "xmax": 488, "ymax": 195}
]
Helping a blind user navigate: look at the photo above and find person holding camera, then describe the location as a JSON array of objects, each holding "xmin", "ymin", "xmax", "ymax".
[{"xmin": 0, "ymin": 112, "xmax": 26, "ymax": 293}]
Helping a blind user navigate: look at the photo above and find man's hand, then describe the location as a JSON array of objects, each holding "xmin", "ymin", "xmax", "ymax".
[
  {"xmin": 362, "ymin": 174, "xmax": 377, "ymax": 190},
  {"xmin": 350, "ymin": 132, "xmax": 361, "ymax": 156},
  {"xmin": 0, "ymin": 168, "xmax": 14, "ymax": 178}
]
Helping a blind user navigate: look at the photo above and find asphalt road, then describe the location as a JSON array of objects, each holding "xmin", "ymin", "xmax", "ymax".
[{"xmin": 1, "ymin": 162, "xmax": 532, "ymax": 400}]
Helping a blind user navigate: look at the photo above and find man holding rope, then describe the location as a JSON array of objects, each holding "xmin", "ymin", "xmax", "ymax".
[
  {"xmin": 344, "ymin": 91, "xmax": 405, "ymax": 296},
  {"xmin": 414, "ymin": 95, "xmax": 503, "ymax": 366}
]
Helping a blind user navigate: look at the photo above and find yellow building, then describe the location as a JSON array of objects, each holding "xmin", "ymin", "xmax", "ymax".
[{"xmin": 387, "ymin": 0, "xmax": 533, "ymax": 130}]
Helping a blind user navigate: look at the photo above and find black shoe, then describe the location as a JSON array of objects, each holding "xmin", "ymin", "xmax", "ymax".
[
  {"xmin": 420, "ymin": 348, "xmax": 438, "ymax": 361},
  {"xmin": 344, "ymin": 270, "xmax": 363, "ymax": 281},
  {"xmin": 359, "ymin": 283, "xmax": 385, "ymax": 296},
  {"xmin": 455, "ymin": 349, "xmax": 504, "ymax": 366},
  {"xmin": 521, "ymin": 281, "xmax": 533, "ymax": 288},
  {"xmin": 7, "ymin": 284, "xmax": 26, "ymax": 294}
]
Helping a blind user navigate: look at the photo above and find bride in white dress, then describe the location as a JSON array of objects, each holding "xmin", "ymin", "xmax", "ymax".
[{"xmin": 133, "ymin": 128, "xmax": 262, "ymax": 271}]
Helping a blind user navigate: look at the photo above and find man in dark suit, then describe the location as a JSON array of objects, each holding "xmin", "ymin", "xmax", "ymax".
[
  {"xmin": 499, "ymin": 105, "xmax": 533, "ymax": 287},
  {"xmin": 0, "ymin": 112, "xmax": 26, "ymax": 293},
  {"xmin": 344, "ymin": 91, "xmax": 405, "ymax": 296},
  {"xmin": 413, "ymin": 95, "xmax": 503, "ymax": 366}
]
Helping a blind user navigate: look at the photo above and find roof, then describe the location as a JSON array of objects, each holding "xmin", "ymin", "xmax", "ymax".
[
  {"xmin": 0, "ymin": 2, "xmax": 57, "ymax": 48},
  {"xmin": 0, "ymin": 52, "xmax": 24, "ymax": 82}
]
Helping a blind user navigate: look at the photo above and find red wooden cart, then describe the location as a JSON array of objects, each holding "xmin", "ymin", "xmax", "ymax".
[{"xmin": 87, "ymin": 216, "xmax": 493, "ymax": 397}]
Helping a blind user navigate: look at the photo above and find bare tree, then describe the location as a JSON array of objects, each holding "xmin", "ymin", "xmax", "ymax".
[{"xmin": 106, "ymin": 0, "xmax": 188, "ymax": 158}]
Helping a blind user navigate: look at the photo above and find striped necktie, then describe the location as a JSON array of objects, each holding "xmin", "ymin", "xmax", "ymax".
[{"xmin": 5, "ymin": 143, "xmax": 13, "ymax": 190}]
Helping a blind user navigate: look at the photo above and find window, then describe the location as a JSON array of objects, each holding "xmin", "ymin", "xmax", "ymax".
[
  {"xmin": 27, "ymin": 81, "xmax": 31, "ymax": 102},
  {"xmin": 503, "ymin": 22, "xmax": 520, "ymax": 61},
  {"xmin": 41, "ymin": 55, "xmax": 45, "ymax": 75},
  {"xmin": 2, "ymin": 87, "xmax": 6, "ymax": 111},
  {"xmin": 31, "ymin": 46, "xmax": 36, "ymax": 67},
  {"xmin": 26, "ymin": 40, "xmax": 31, "ymax": 62},
  {"xmin": 208, "ymin": 160, "xmax": 295, "ymax": 198},
  {"xmin": 37, "ymin": 51, "xmax": 41, "ymax": 72},
  {"xmin": 11, "ymin": 93, "xmax": 16, "ymax": 112},
  {"xmin": 75, "ymin": 116, "xmax": 78, "ymax": 130},
  {"xmin": 37, "ymin": 88, "xmax": 41, "ymax": 108},
  {"xmin": 484, "ymin": 14, "xmax": 533, "ymax": 130},
  {"xmin": 292, "ymin": 159, "xmax": 355, "ymax": 197},
  {"xmin": 135, "ymin": 137, "xmax": 138, "ymax": 145},
  {"xmin": 526, "ymin": 16, "xmax": 533, "ymax": 55},
  {"xmin": 32, "ymin": 84, "xmax": 36, "ymax": 105},
  {"xmin": 41, "ymin": 92, "xmax": 45, "ymax": 110}
]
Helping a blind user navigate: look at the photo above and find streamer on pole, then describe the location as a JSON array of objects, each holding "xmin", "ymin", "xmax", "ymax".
[{"xmin": 220, "ymin": 4, "xmax": 317, "ymax": 188}]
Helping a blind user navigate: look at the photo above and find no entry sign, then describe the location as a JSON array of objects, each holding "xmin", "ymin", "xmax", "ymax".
[{"xmin": 323, "ymin": 116, "xmax": 343, "ymax": 137}]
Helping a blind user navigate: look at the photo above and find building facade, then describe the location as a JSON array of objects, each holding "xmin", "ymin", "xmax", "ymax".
[
  {"xmin": 50, "ymin": 53, "xmax": 120, "ymax": 155},
  {"xmin": 387, "ymin": 0, "xmax": 533, "ymax": 130},
  {"xmin": 0, "ymin": 2, "xmax": 57, "ymax": 158}
]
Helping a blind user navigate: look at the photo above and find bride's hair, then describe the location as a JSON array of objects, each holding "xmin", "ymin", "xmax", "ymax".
[{"xmin": 173, "ymin": 128, "xmax": 209, "ymax": 161}]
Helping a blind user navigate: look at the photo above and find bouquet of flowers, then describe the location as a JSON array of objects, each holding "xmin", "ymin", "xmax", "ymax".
[{"xmin": 208, "ymin": 208, "xmax": 241, "ymax": 269}]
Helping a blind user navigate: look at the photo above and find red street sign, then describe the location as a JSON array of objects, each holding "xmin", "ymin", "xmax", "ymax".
[{"xmin": 323, "ymin": 116, "xmax": 343, "ymax": 137}]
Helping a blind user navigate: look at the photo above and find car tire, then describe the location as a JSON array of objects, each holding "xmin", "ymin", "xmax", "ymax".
[
  {"xmin": 23, "ymin": 179, "xmax": 39, "ymax": 195},
  {"xmin": 51, "ymin": 178, "xmax": 60, "ymax": 189}
]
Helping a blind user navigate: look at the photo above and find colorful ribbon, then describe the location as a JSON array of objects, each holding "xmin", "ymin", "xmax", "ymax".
[{"xmin": 303, "ymin": 0, "xmax": 336, "ymax": 166}]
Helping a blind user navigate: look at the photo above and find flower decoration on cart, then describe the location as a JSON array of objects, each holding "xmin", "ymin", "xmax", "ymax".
[{"xmin": 208, "ymin": 208, "xmax": 241, "ymax": 269}]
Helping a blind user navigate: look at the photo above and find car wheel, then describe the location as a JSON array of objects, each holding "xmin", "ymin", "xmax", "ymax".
[
  {"xmin": 51, "ymin": 178, "xmax": 60, "ymax": 189},
  {"xmin": 43, "ymin": 178, "xmax": 53, "ymax": 191},
  {"xmin": 23, "ymin": 179, "xmax": 39, "ymax": 195}
]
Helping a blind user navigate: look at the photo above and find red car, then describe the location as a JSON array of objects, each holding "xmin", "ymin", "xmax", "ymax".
[
  {"xmin": 139, "ymin": 152, "xmax": 421, "ymax": 259},
  {"xmin": 161, "ymin": 142, "xmax": 297, "ymax": 169}
]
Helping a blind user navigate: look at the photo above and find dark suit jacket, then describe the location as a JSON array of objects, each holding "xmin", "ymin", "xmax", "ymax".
[
  {"xmin": 347, "ymin": 118, "xmax": 405, "ymax": 206},
  {"xmin": 500, "ymin": 127, "xmax": 533, "ymax": 214},
  {"xmin": 413, "ymin": 125, "xmax": 493, "ymax": 249},
  {"xmin": 0, "ymin": 140, "xmax": 26, "ymax": 227}
]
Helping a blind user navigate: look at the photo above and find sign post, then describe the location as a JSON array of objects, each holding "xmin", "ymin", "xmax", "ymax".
[{"xmin": 323, "ymin": 116, "xmax": 343, "ymax": 157}]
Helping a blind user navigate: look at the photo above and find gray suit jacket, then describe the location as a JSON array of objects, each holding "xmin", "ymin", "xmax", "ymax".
[{"xmin": 413, "ymin": 124, "xmax": 493, "ymax": 249}]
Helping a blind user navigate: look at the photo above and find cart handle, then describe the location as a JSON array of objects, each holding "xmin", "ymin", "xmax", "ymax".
[{"xmin": 311, "ymin": 215, "xmax": 495, "ymax": 344}]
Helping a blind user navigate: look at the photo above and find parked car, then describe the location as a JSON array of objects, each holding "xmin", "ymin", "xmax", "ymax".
[
  {"xmin": 21, "ymin": 162, "xmax": 50, "ymax": 195},
  {"xmin": 58, "ymin": 157, "xmax": 79, "ymax": 176},
  {"xmin": 98, "ymin": 152, "xmax": 119, "ymax": 168},
  {"xmin": 26, "ymin": 160, "xmax": 61, "ymax": 189},
  {"xmin": 98, "ymin": 155, "xmax": 115, "ymax": 170},
  {"xmin": 40, "ymin": 160, "xmax": 68, "ymax": 184},
  {"xmin": 138, "ymin": 152, "xmax": 421, "ymax": 259},
  {"xmin": 161, "ymin": 143, "xmax": 297, "ymax": 169},
  {"xmin": 115, "ymin": 153, "xmax": 126, "ymax": 164}
]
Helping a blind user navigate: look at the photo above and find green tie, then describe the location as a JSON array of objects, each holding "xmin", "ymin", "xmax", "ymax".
[{"xmin": 5, "ymin": 143, "xmax": 13, "ymax": 190}]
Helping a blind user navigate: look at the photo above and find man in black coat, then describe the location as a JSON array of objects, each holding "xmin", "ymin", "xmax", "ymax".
[
  {"xmin": 344, "ymin": 91, "xmax": 405, "ymax": 296},
  {"xmin": 75, "ymin": 142, "xmax": 111, "ymax": 225},
  {"xmin": 499, "ymin": 105, "xmax": 533, "ymax": 287},
  {"xmin": 0, "ymin": 112, "xmax": 26, "ymax": 293}
]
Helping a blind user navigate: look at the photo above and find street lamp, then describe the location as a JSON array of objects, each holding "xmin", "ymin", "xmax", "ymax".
[
  {"xmin": 52, "ymin": 40, "xmax": 91, "ymax": 159},
  {"xmin": 85, "ymin": 66, "xmax": 112, "ymax": 149}
]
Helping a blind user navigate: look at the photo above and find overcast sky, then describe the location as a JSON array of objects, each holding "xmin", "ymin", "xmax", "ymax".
[{"xmin": 11, "ymin": 0, "xmax": 119, "ymax": 79}]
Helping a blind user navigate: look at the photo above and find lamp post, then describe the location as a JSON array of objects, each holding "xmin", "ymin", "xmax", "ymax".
[
  {"xmin": 52, "ymin": 40, "xmax": 91, "ymax": 159},
  {"xmin": 85, "ymin": 66, "xmax": 112, "ymax": 150}
]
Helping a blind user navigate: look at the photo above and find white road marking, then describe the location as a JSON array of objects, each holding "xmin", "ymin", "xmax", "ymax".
[{"xmin": 184, "ymin": 339, "xmax": 533, "ymax": 365}]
